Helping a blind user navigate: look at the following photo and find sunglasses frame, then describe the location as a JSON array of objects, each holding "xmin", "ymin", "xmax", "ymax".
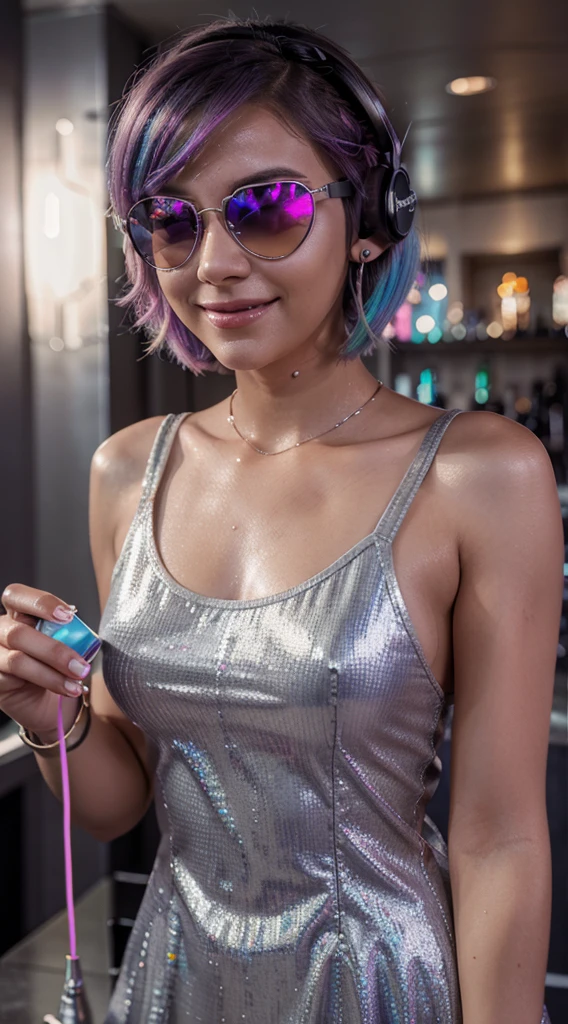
[{"xmin": 114, "ymin": 178, "xmax": 355, "ymax": 269}]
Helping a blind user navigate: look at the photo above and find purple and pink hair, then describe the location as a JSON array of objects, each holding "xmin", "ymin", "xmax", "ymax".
[{"xmin": 106, "ymin": 19, "xmax": 420, "ymax": 375}]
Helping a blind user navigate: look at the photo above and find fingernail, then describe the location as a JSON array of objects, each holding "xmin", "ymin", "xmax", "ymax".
[
  {"xmin": 64, "ymin": 681, "xmax": 83, "ymax": 695},
  {"xmin": 53, "ymin": 606, "xmax": 75, "ymax": 622},
  {"xmin": 68, "ymin": 658, "xmax": 90, "ymax": 678}
]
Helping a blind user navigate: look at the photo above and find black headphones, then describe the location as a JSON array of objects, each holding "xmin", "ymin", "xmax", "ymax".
[{"xmin": 182, "ymin": 21, "xmax": 417, "ymax": 248}]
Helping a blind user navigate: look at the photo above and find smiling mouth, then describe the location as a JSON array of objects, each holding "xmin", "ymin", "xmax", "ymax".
[{"xmin": 199, "ymin": 298, "xmax": 278, "ymax": 313}]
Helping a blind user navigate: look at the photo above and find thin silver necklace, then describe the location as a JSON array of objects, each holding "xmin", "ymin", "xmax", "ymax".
[{"xmin": 227, "ymin": 379, "xmax": 384, "ymax": 456}]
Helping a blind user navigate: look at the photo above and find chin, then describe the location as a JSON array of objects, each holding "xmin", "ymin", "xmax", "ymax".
[{"xmin": 203, "ymin": 339, "xmax": 290, "ymax": 373}]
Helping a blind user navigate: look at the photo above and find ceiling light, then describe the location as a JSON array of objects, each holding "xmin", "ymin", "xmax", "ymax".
[{"xmin": 446, "ymin": 77, "xmax": 496, "ymax": 96}]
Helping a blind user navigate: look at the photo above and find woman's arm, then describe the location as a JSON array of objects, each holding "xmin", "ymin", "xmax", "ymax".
[
  {"xmin": 447, "ymin": 411, "xmax": 563, "ymax": 1024},
  {"xmin": 34, "ymin": 420, "xmax": 164, "ymax": 842}
]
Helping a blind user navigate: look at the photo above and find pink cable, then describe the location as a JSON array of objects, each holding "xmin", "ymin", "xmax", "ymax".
[{"xmin": 57, "ymin": 695, "xmax": 78, "ymax": 959}]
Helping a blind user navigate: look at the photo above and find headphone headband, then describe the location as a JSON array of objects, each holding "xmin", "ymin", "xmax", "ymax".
[
  {"xmin": 189, "ymin": 23, "xmax": 398, "ymax": 169},
  {"xmin": 180, "ymin": 22, "xmax": 417, "ymax": 245}
]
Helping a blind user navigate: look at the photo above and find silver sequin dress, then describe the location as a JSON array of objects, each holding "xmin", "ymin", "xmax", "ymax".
[{"xmin": 99, "ymin": 408, "xmax": 551, "ymax": 1024}]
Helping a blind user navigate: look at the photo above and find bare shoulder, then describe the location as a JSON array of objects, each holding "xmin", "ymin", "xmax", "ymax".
[
  {"xmin": 445, "ymin": 408, "xmax": 557, "ymax": 484},
  {"xmin": 445, "ymin": 406, "xmax": 548, "ymax": 455},
  {"xmin": 90, "ymin": 414, "xmax": 169, "ymax": 496},
  {"xmin": 443, "ymin": 409, "xmax": 562, "ymax": 552}
]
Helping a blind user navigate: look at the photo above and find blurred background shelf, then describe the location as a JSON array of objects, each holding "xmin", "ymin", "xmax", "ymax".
[{"xmin": 391, "ymin": 335, "xmax": 568, "ymax": 357}]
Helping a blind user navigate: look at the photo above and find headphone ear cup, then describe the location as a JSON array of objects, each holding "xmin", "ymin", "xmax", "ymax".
[
  {"xmin": 359, "ymin": 165, "xmax": 417, "ymax": 246},
  {"xmin": 386, "ymin": 167, "xmax": 417, "ymax": 242}
]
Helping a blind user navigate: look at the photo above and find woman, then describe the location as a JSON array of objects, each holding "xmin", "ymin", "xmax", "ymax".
[{"xmin": 0, "ymin": 19, "xmax": 561, "ymax": 1024}]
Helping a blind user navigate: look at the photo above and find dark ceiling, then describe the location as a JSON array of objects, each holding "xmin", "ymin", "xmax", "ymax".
[{"xmin": 25, "ymin": 0, "xmax": 568, "ymax": 202}]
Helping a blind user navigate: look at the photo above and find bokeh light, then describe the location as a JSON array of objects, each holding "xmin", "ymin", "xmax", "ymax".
[
  {"xmin": 497, "ymin": 282, "xmax": 514, "ymax": 299},
  {"xmin": 447, "ymin": 301, "xmax": 464, "ymax": 324},
  {"xmin": 553, "ymin": 276, "xmax": 568, "ymax": 325},
  {"xmin": 416, "ymin": 314, "xmax": 436, "ymax": 334},
  {"xmin": 487, "ymin": 321, "xmax": 504, "ymax": 338},
  {"xmin": 428, "ymin": 283, "xmax": 448, "ymax": 301},
  {"xmin": 446, "ymin": 76, "xmax": 496, "ymax": 96},
  {"xmin": 501, "ymin": 295, "xmax": 518, "ymax": 331},
  {"xmin": 516, "ymin": 293, "xmax": 531, "ymax": 316},
  {"xmin": 514, "ymin": 276, "xmax": 529, "ymax": 293},
  {"xmin": 55, "ymin": 118, "xmax": 74, "ymax": 136}
]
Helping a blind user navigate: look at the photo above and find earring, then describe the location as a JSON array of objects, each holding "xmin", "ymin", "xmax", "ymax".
[
  {"xmin": 356, "ymin": 250, "xmax": 372, "ymax": 311},
  {"xmin": 291, "ymin": 370, "xmax": 300, "ymax": 378}
]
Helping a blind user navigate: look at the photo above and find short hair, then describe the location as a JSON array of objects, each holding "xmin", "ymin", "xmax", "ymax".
[{"xmin": 106, "ymin": 19, "xmax": 420, "ymax": 375}]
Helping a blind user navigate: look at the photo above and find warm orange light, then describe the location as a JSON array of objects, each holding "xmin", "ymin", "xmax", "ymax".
[
  {"xmin": 497, "ymin": 282, "xmax": 514, "ymax": 299},
  {"xmin": 446, "ymin": 76, "xmax": 497, "ymax": 96},
  {"xmin": 502, "ymin": 272, "xmax": 517, "ymax": 284},
  {"xmin": 514, "ymin": 277, "xmax": 529, "ymax": 293}
]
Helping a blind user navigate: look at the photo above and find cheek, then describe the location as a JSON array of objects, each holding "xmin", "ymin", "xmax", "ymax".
[
  {"xmin": 278, "ymin": 212, "xmax": 348, "ymax": 311},
  {"xmin": 158, "ymin": 275, "xmax": 190, "ymax": 315},
  {"xmin": 157, "ymin": 273, "xmax": 207, "ymax": 338}
]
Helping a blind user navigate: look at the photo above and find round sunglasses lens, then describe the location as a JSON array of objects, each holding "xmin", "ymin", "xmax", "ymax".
[
  {"xmin": 128, "ymin": 197, "xmax": 198, "ymax": 269},
  {"xmin": 226, "ymin": 182, "xmax": 314, "ymax": 258}
]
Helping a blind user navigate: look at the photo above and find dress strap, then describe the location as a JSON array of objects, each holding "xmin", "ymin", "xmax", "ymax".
[
  {"xmin": 374, "ymin": 408, "xmax": 463, "ymax": 545},
  {"xmin": 140, "ymin": 412, "xmax": 192, "ymax": 505}
]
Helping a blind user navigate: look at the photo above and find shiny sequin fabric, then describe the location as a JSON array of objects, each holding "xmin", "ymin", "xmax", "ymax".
[{"xmin": 99, "ymin": 409, "xmax": 551, "ymax": 1024}]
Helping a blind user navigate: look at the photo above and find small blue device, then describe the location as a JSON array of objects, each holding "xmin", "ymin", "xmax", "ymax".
[{"xmin": 35, "ymin": 612, "xmax": 101, "ymax": 663}]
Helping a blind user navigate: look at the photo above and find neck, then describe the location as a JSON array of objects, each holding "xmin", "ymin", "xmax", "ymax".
[{"xmin": 231, "ymin": 355, "xmax": 380, "ymax": 450}]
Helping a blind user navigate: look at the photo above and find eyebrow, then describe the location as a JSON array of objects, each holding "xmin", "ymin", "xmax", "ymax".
[{"xmin": 161, "ymin": 167, "xmax": 310, "ymax": 198}]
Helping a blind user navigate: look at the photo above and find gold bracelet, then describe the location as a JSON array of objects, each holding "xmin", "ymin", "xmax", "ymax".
[
  {"xmin": 25, "ymin": 705, "xmax": 91, "ymax": 758},
  {"xmin": 18, "ymin": 695, "xmax": 88, "ymax": 755}
]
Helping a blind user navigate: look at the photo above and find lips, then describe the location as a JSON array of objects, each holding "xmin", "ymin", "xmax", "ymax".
[
  {"xmin": 199, "ymin": 299, "xmax": 277, "ymax": 312},
  {"xmin": 198, "ymin": 298, "xmax": 279, "ymax": 329}
]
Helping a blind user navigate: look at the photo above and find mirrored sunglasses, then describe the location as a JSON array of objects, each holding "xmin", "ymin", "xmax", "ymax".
[{"xmin": 120, "ymin": 178, "xmax": 354, "ymax": 269}]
